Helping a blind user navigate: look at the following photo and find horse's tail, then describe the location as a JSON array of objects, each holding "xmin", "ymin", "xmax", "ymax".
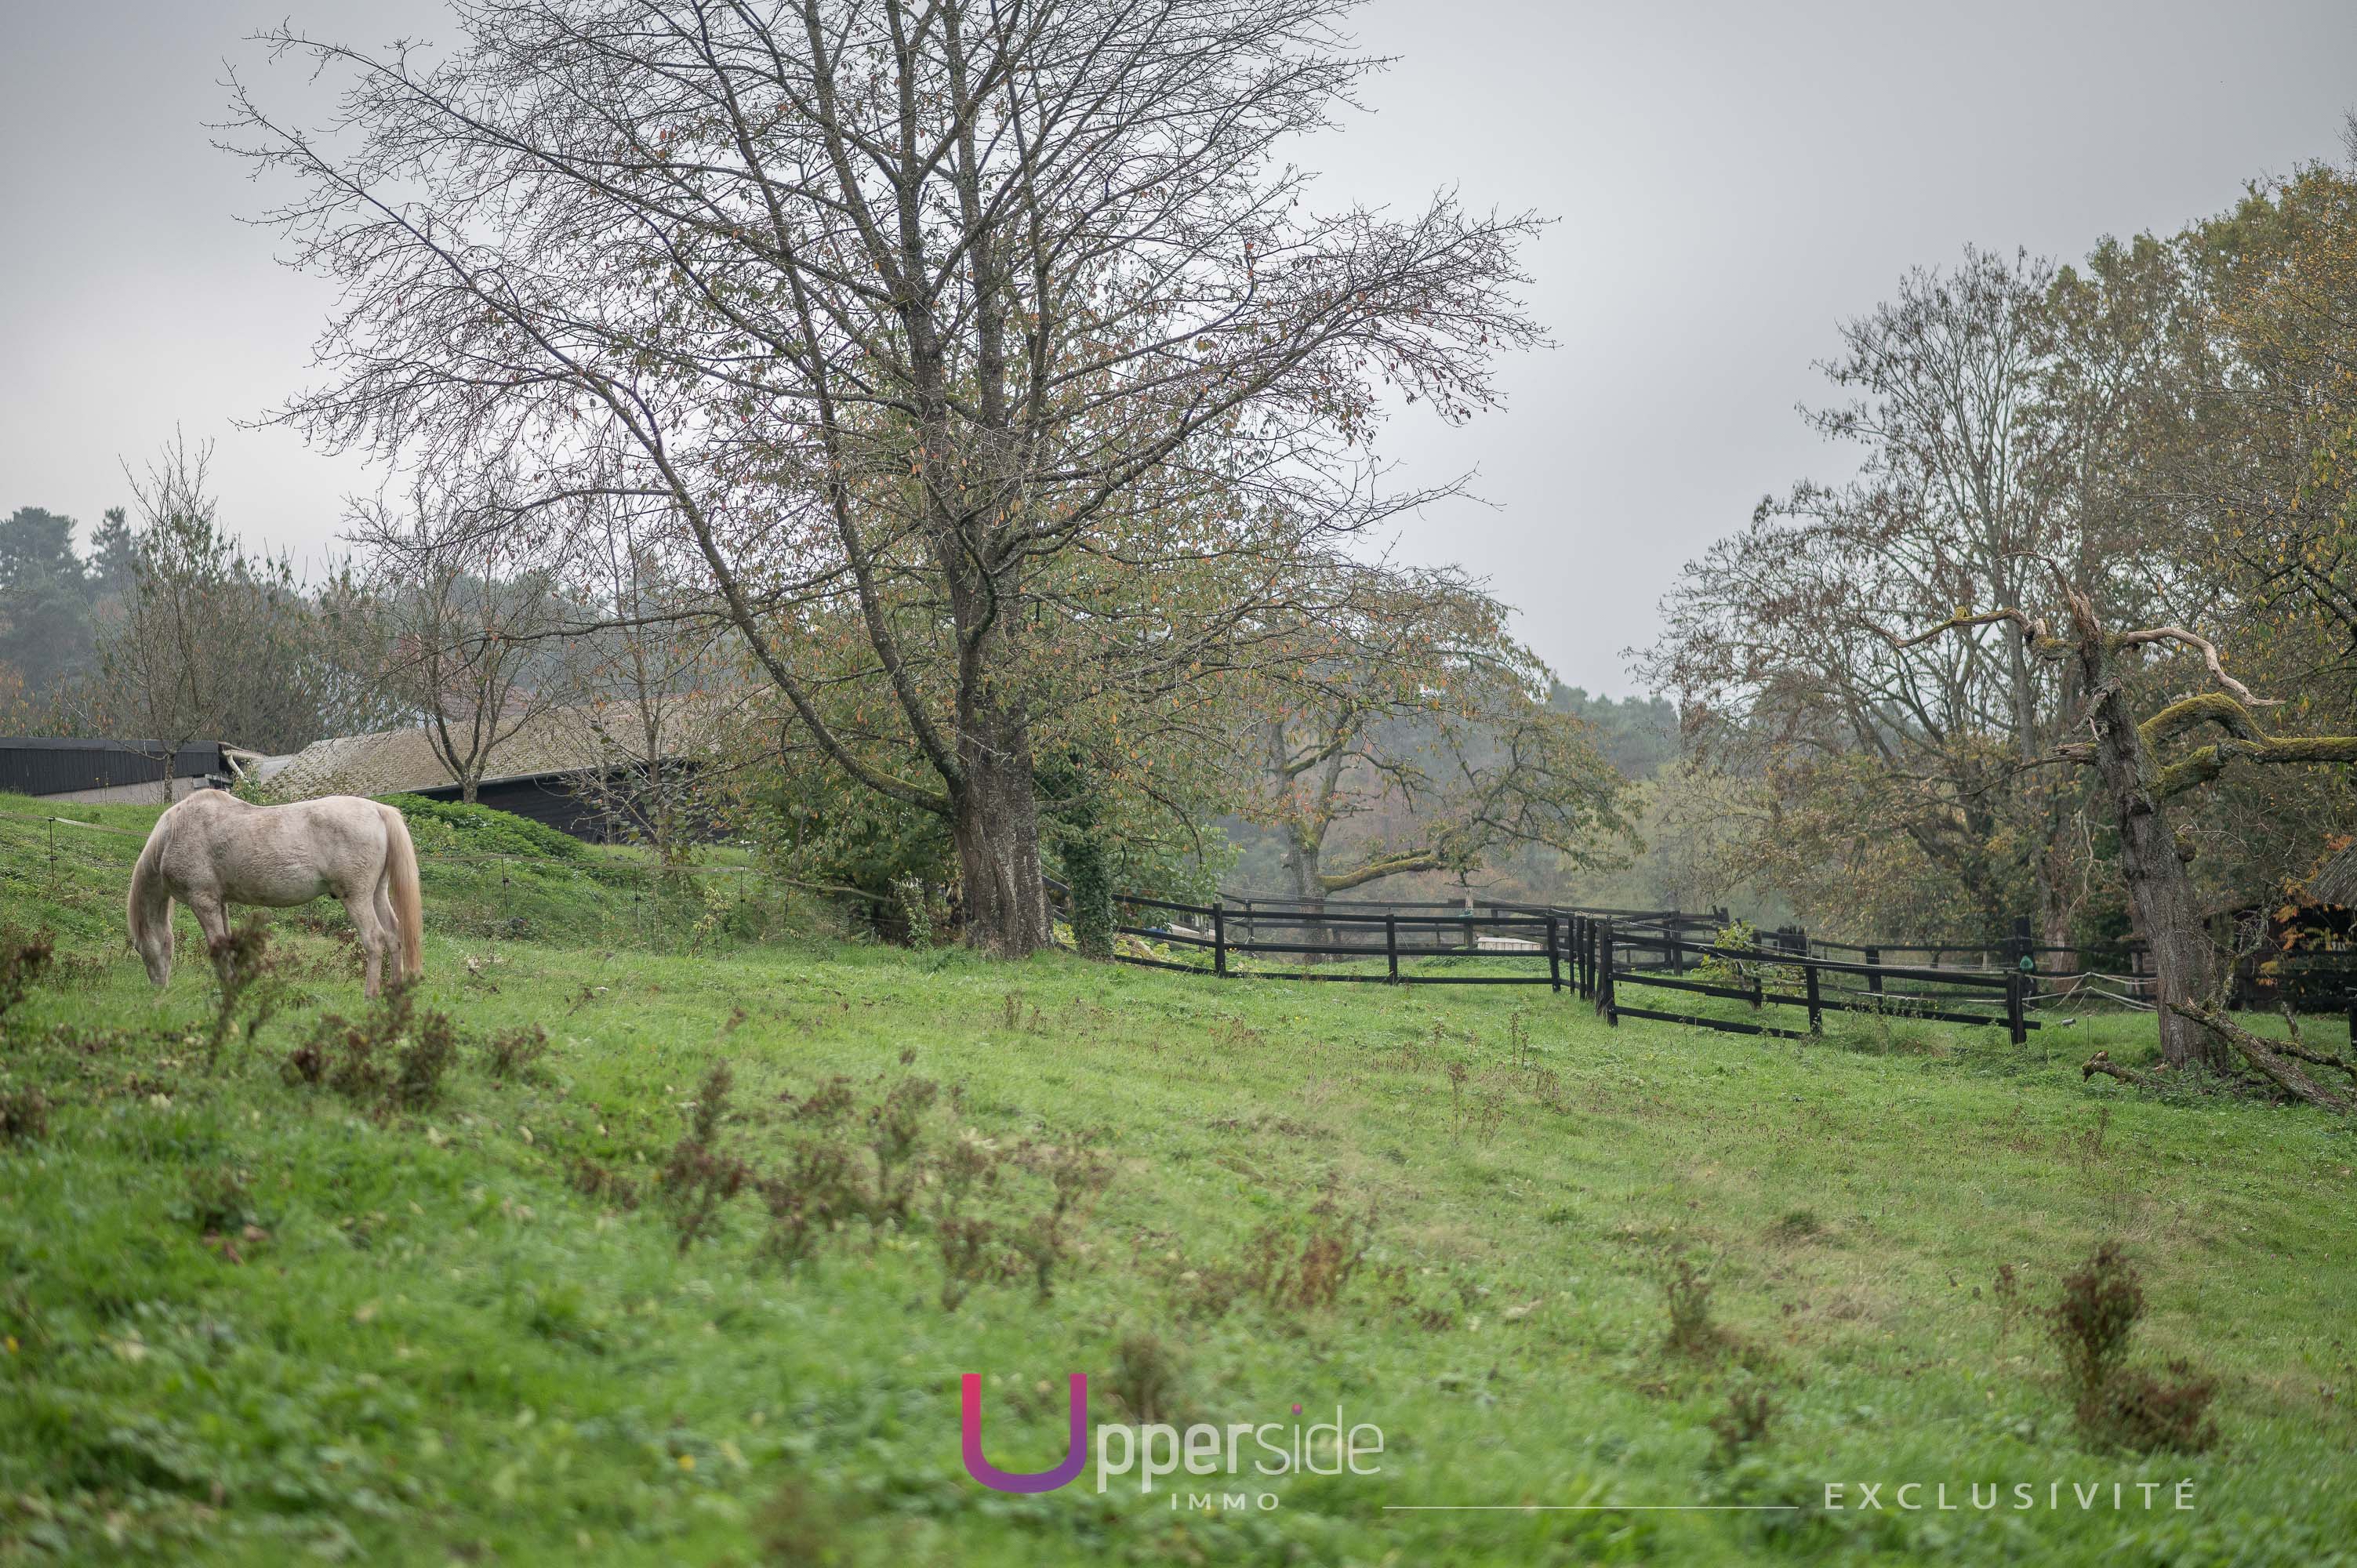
[
  {"xmin": 378, "ymin": 803, "xmax": 425, "ymax": 980},
  {"xmin": 127, "ymin": 812, "xmax": 175, "ymax": 982}
]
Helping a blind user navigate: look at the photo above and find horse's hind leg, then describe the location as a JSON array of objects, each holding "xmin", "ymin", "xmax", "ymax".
[
  {"xmin": 372, "ymin": 874, "xmax": 402, "ymax": 985},
  {"xmin": 344, "ymin": 891, "xmax": 387, "ymax": 999}
]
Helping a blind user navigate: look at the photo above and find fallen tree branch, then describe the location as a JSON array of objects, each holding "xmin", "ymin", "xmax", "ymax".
[
  {"xmin": 2079, "ymin": 1050, "xmax": 2166, "ymax": 1091},
  {"xmin": 2273, "ymin": 1004, "xmax": 2357, "ymax": 1090},
  {"xmin": 2168, "ymin": 1000, "xmax": 2355, "ymax": 1115}
]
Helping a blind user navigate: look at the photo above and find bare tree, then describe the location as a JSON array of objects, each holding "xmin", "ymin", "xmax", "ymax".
[
  {"xmin": 227, "ymin": 0, "xmax": 1545, "ymax": 954},
  {"xmin": 88, "ymin": 436, "xmax": 332, "ymax": 764},
  {"xmin": 560, "ymin": 495, "xmax": 743, "ymax": 864},
  {"xmin": 355, "ymin": 497, "xmax": 568, "ymax": 804}
]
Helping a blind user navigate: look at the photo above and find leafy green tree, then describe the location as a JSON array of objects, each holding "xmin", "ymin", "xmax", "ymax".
[{"xmin": 0, "ymin": 506, "xmax": 96, "ymax": 702}]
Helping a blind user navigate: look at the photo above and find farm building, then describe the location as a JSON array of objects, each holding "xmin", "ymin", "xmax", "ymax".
[
  {"xmin": 2229, "ymin": 838, "xmax": 2357, "ymax": 1010},
  {"xmin": 260, "ymin": 700, "xmax": 736, "ymax": 843},
  {"xmin": 0, "ymin": 736, "xmax": 256, "ymax": 804}
]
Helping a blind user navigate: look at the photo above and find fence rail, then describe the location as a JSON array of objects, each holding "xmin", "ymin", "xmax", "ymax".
[
  {"xmin": 1055, "ymin": 884, "xmax": 2044, "ymax": 1041},
  {"xmin": 1051, "ymin": 881, "xmax": 1569, "ymax": 989},
  {"xmin": 1570, "ymin": 917, "xmax": 2036, "ymax": 1044}
]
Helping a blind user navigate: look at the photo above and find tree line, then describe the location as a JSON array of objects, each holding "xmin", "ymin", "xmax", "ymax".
[{"xmin": 1639, "ymin": 135, "xmax": 2357, "ymax": 1069}]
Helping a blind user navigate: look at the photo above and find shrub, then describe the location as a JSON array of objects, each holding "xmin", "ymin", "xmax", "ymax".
[
  {"xmin": 382, "ymin": 795, "xmax": 584, "ymax": 861},
  {"xmin": 0, "ymin": 1083, "xmax": 49, "ymax": 1146},
  {"xmin": 481, "ymin": 1024, "xmax": 551, "ymax": 1083},
  {"xmin": 567, "ymin": 1156, "xmax": 641, "ymax": 1212},
  {"xmin": 2049, "ymin": 1242, "xmax": 2142, "ymax": 1404},
  {"xmin": 863, "ymin": 1073, "xmax": 940, "ymax": 1232},
  {"xmin": 656, "ymin": 1060, "xmax": 752, "ymax": 1252},
  {"xmin": 284, "ymin": 981, "xmax": 459, "ymax": 1116},
  {"xmin": 757, "ymin": 1138, "xmax": 864, "ymax": 1268},
  {"xmin": 1180, "ymin": 1179, "xmax": 1375, "ymax": 1317},
  {"xmin": 1663, "ymin": 1255, "xmax": 1722, "ymax": 1358},
  {"xmin": 2046, "ymin": 1242, "xmax": 2219, "ymax": 1453},
  {"xmin": 1007, "ymin": 1140, "xmax": 1114, "ymax": 1300},
  {"xmin": 203, "ymin": 917, "xmax": 300, "ymax": 1066},
  {"xmin": 1709, "ymin": 1385, "xmax": 1777, "ymax": 1466},
  {"xmin": 173, "ymin": 1163, "xmax": 260, "ymax": 1236},
  {"xmin": 1061, "ymin": 833, "xmax": 1115, "ymax": 960},
  {"xmin": 0, "ymin": 930, "xmax": 55, "ymax": 1029},
  {"xmin": 1106, "ymin": 1334, "xmax": 1186, "ymax": 1425}
]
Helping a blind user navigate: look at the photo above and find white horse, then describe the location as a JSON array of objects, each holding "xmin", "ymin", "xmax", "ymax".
[{"xmin": 129, "ymin": 792, "xmax": 424, "ymax": 997}]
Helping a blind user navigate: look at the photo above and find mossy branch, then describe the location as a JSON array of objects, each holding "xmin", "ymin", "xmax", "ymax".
[{"xmin": 2144, "ymin": 694, "xmax": 2357, "ymax": 798}]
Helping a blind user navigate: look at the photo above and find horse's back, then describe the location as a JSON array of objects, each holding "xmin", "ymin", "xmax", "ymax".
[{"xmin": 156, "ymin": 790, "xmax": 394, "ymax": 906}]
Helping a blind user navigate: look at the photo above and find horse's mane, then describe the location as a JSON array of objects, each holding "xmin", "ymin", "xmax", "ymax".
[{"xmin": 127, "ymin": 807, "xmax": 174, "ymax": 960}]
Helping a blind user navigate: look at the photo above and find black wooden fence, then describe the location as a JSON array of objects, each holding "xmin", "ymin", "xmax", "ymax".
[
  {"xmin": 1053, "ymin": 884, "xmax": 2036, "ymax": 1042},
  {"xmin": 1566, "ymin": 915, "xmax": 2035, "ymax": 1045},
  {"xmin": 1074, "ymin": 884, "xmax": 1570, "ymax": 987}
]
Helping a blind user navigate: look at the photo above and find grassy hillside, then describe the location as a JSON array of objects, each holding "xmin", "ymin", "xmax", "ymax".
[{"xmin": 1, "ymin": 797, "xmax": 2353, "ymax": 1565}]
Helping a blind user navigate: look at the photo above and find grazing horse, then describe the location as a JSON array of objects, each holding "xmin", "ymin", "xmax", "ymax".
[{"xmin": 129, "ymin": 792, "xmax": 423, "ymax": 997}]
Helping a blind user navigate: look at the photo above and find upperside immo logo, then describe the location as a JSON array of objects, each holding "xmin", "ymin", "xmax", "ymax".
[
  {"xmin": 960, "ymin": 1372, "xmax": 1384, "ymax": 1496},
  {"xmin": 960, "ymin": 1373, "xmax": 1090, "ymax": 1494}
]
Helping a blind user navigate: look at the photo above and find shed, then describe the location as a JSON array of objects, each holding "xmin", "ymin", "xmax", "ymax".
[{"xmin": 0, "ymin": 737, "xmax": 236, "ymax": 804}]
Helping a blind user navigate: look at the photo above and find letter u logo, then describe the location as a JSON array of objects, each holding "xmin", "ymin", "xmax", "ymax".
[{"xmin": 961, "ymin": 1373, "xmax": 1088, "ymax": 1493}]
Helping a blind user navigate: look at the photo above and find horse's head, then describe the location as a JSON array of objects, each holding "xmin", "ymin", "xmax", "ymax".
[
  {"xmin": 134, "ymin": 921, "xmax": 173, "ymax": 989},
  {"xmin": 127, "ymin": 822, "xmax": 176, "ymax": 989}
]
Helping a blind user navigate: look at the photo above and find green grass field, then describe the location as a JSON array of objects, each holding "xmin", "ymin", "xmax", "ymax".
[{"xmin": 2, "ymin": 793, "xmax": 2354, "ymax": 1566}]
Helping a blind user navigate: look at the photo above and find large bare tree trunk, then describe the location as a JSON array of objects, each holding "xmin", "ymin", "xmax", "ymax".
[{"xmin": 2070, "ymin": 621, "xmax": 2228, "ymax": 1071}]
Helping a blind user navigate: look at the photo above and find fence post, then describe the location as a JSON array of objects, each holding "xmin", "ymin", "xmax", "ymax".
[
  {"xmin": 2006, "ymin": 969, "xmax": 2026, "ymax": 1045},
  {"xmin": 1547, "ymin": 913, "xmax": 1562, "ymax": 994},
  {"xmin": 1865, "ymin": 946, "xmax": 1882, "ymax": 996},
  {"xmin": 1804, "ymin": 959, "xmax": 1822, "ymax": 1036},
  {"xmin": 1599, "ymin": 917, "xmax": 1618, "ymax": 1026},
  {"xmin": 1386, "ymin": 913, "xmax": 1399, "ymax": 983},
  {"xmin": 1212, "ymin": 903, "xmax": 1227, "ymax": 979}
]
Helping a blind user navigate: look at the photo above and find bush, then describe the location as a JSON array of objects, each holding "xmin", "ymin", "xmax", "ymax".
[
  {"xmin": 2047, "ymin": 1242, "xmax": 2219, "ymax": 1453},
  {"xmin": 203, "ymin": 917, "xmax": 300, "ymax": 1066},
  {"xmin": 656, "ymin": 1060, "xmax": 753, "ymax": 1252},
  {"xmin": 0, "ymin": 930, "xmax": 55, "ymax": 1029},
  {"xmin": 381, "ymin": 795, "xmax": 584, "ymax": 861},
  {"xmin": 1663, "ymin": 1255, "xmax": 1723, "ymax": 1357},
  {"xmin": 0, "ymin": 1083, "xmax": 49, "ymax": 1146},
  {"xmin": 283, "ymin": 981, "xmax": 459, "ymax": 1116},
  {"xmin": 481, "ymin": 1025, "xmax": 551, "ymax": 1083}
]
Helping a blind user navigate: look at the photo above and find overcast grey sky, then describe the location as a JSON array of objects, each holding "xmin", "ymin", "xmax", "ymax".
[{"xmin": 4, "ymin": 0, "xmax": 2355, "ymax": 691}]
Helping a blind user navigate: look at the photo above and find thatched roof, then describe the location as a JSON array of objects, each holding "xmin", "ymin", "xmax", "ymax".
[
  {"xmin": 2308, "ymin": 841, "xmax": 2357, "ymax": 909},
  {"xmin": 261, "ymin": 695, "xmax": 744, "ymax": 803}
]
